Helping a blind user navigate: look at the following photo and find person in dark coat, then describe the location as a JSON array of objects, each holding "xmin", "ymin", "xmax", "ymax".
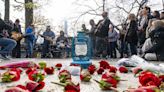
[
  {"xmin": 12, "ymin": 19, "xmax": 22, "ymax": 58},
  {"xmin": 124, "ymin": 13, "xmax": 138, "ymax": 56},
  {"xmin": 144, "ymin": 20, "xmax": 164, "ymax": 61},
  {"xmin": 94, "ymin": 12, "xmax": 111, "ymax": 58}
]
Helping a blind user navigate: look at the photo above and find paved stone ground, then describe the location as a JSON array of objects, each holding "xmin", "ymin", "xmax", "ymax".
[{"xmin": 0, "ymin": 58, "xmax": 163, "ymax": 92}]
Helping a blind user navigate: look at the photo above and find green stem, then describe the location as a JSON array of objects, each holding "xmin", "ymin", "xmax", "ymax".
[{"xmin": 51, "ymin": 82, "xmax": 66, "ymax": 87}]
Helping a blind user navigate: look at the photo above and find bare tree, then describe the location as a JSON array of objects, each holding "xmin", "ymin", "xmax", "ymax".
[
  {"xmin": 4, "ymin": 0, "xmax": 10, "ymax": 21},
  {"xmin": 13, "ymin": 0, "xmax": 50, "ymax": 29}
]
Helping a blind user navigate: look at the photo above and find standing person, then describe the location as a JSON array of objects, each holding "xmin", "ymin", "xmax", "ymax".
[
  {"xmin": 89, "ymin": 19, "xmax": 96, "ymax": 57},
  {"xmin": 25, "ymin": 24, "xmax": 35, "ymax": 58},
  {"xmin": 108, "ymin": 24, "xmax": 118, "ymax": 58},
  {"xmin": 41, "ymin": 26, "xmax": 55, "ymax": 58},
  {"xmin": 124, "ymin": 14, "xmax": 138, "ymax": 56},
  {"xmin": 94, "ymin": 11, "xmax": 110, "ymax": 58},
  {"xmin": 0, "ymin": 14, "xmax": 17, "ymax": 60},
  {"xmin": 138, "ymin": 6, "xmax": 152, "ymax": 46},
  {"xmin": 119, "ymin": 23, "xmax": 127, "ymax": 58},
  {"xmin": 11, "ymin": 19, "xmax": 22, "ymax": 58}
]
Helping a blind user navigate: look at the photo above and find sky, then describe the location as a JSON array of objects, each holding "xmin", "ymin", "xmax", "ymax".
[{"xmin": 0, "ymin": 0, "xmax": 163, "ymax": 37}]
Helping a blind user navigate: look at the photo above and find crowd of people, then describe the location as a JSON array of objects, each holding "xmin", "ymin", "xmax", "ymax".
[
  {"xmin": 0, "ymin": 13, "xmax": 70, "ymax": 60},
  {"xmin": 83, "ymin": 6, "xmax": 164, "ymax": 61},
  {"xmin": 0, "ymin": 6, "xmax": 164, "ymax": 61}
]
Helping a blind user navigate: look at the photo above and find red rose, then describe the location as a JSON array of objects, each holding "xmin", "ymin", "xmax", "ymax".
[
  {"xmin": 1, "ymin": 70, "xmax": 20, "ymax": 82},
  {"xmin": 108, "ymin": 66, "xmax": 117, "ymax": 73},
  {"xmin": 102, "ymin": 72, "xmax": 120, "ymax": 83},
  {"xmin": 55, "ymin": 63, "xmax": 62, "ymax": 70},
  {"xmin": 88, "ymin": 65, "xmax": 96, "ymax": 74},
  {"xmin": 99, "ymin": 60, "xmax": 110, "ymax": 69},
  {"xmin": 119, "ymin": 66, "xmax": 128, "ymax": 73},
  {"xmin": 65, "ymin": 83, "xmax": 80, "ymax": 92},
  {"xmin": 97, "ymin": 67, "xmax": 104, "ymax": 74},
  {"xmin": 139, "ymin": 71, "xmax": 161, "ymax": 87},
  {"xmin": 159, "ymin": 75, "xmax": 164, "ymax": 82},
  {"xmin": 26, "ymin": 81, "xmax": 45, "ymax": 91},
  {"xmin": 95, "ymin": 79, "xmax": 118, "ymax": 90},
  {"xmin": 102, "ymin": 72, "xmax": 116, "ymax": 79},
  {"xmin": 9, "ymin": 71, "xmax": 20, "ymax": 81},
  {"xmin": 104, "ymin": 77, "xmax": 118, "ymax": 88},
  {"xmin": 59, "ymin": 70, "xmax": 71, "ymax": 83},
  {"xmin": 44, "ymin": 67, "xmax": 54, "ymax": 74},
  {"xmin": 10, "ymin": 68, "xmax": 22, "ymax": 74},
  {"xmin": 80, "ymin": 71, "xmax": 91, "ymax": 82},
  {"xmin": 35, "ymin": 82, "xmax": 45, "ymax": 91},
  {"xmin": 28, "ymin": 70, "xmax": 45, "ymax": 82},
  {"xmin": 25, "ymin": 68, "xmax": 37, "ymax": 74}
]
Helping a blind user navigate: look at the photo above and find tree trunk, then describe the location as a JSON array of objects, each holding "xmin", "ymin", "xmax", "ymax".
[
  {"xmin": 4, "ymin": 0, "xmax": 10, "ymax": 22},
  {"xmin": 25, "ymin": 0, "xmax": 33, "ymax": 29}
]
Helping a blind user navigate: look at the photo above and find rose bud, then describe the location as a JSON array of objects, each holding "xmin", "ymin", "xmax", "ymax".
[
  {"xmin": 44, "ymin": 67, "xmax": 54, "ymax": 74},
  {"xmin": 10, "ymin": 68, "xmax": 22, "ymax": 74},
  {"xmin": 26, "ymin": 81, "xmax": 45, "ymax": 91},
  {"xmin": 28, "ymin": 70, "xmax": 45, "ymax": 82},
  {"xmin": 55, "ymin": 63, "xmax": 62, "ymax": 70},
  {"xmin": 97, "ymin": 67, "xmax": 104, "ymax": 75},
  {"xmin": 65, "ymin": 82, "xmax": 80, "ymax": 92},
  {"xmin": 80, "ymin": 70, "xmax": 92, "ymax": 82},
  {"xmin": 1, "ymin": 70, "xmax": 20, "ymax": 82},
  {"xmin": 99, "ymin": 60, "xmax": 110, "ymax": 69},
  {"xmin": 102, "ymin": 72, "xmax": 116, "ymax": 79},
  {"xmin": 94, "ymin": 78, "xmax": 118, "ymax": 91},
  {"xmin": 25, "ymin": 68, "xmax": 37, "ymax": 74},
  {"xmin": 88, "ymin": 64, "xmax": 96, "ymax": 74},
  {"xmin": 108, "ymin": 66, "xmax": 117, "ymax": 73},
  {"xmin": 59, "ymin": 70, "xmax": 71, "ymax": 83},
  {"xmin": 119, "ymin": 66, "xmax": 128, "ymax": 73},
  {"xmin": 139, "ymin": 71, "xmax": 161, "ymax": 87},
  {"xmin": 38, "ymin": 62, "xmax": 47, "ymax": 69}
]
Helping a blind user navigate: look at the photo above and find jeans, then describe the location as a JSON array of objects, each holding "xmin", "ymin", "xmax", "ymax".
[
  {"xmin": 42, "ymin": 41, "xmax": 50, "ymax": 57},
  {"xmin": 125, "ymin": 42, "xmax": 137, "ymax": 56},
  {"xmin": 0, "ymin": 38, "xmax": 17, "ymax": 55},
  {"xmin": 26, "ymin": 39, "xmax": 34, "ymax": 58},
  {"xmin": 109, "ymin": 41, "xmax": 117, "ymax": 58},
  {"xmin": 120, "ymin": 40, "xmax": 126, "ymax": 58}
]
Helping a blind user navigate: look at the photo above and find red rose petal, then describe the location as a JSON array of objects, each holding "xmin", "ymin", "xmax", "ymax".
[
  {"xmin": 119, "ymin": 66, "xmax": 128, "ymax": 73},
  {"xmin": 44, "ymin": 67, "xmax": 54, "ymax": 74},
  {"xmin": 35, "ymin": 82, "xmax": 45, "ymax": 91},
  {"xmin": 99, "ymin": 60, "xmax": 110, "ymax": 69}
]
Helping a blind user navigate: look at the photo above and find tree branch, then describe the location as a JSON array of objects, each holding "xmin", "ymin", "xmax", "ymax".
[{"xmin": 14, "ymin": 0, "xmax": 24, "ymax": 4}]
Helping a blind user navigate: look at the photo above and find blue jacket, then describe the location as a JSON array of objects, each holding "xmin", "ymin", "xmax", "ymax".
[{"xmin": 25, "ymin": 27, "xmax": 35, "ymax": 41}]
